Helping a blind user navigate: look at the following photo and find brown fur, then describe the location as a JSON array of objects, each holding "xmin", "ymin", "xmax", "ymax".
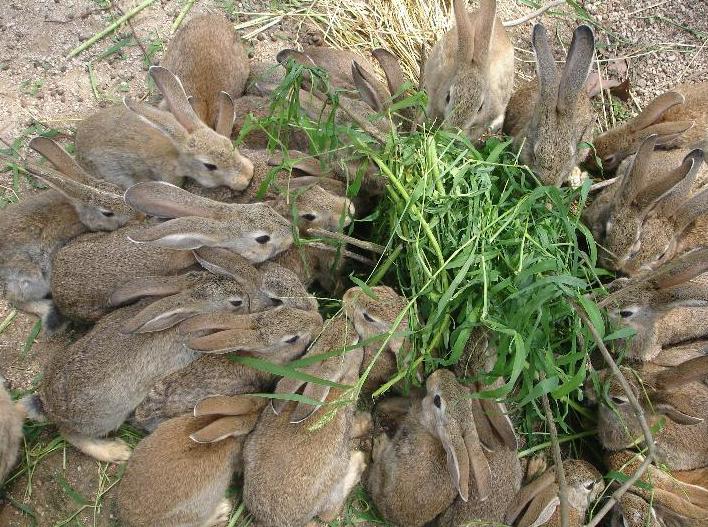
[{"xmin": 0, "ymin": 384, "xmax": 25, "ymax": 483}]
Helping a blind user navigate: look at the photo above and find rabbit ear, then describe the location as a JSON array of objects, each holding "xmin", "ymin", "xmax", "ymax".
[
  {"xmin": 124, "ymin": 181, "xmax": 227, "ymax": 219},
  {"xmin": 372, "ymin": 48, "xmax": 407, "ymax": 100},
  {"xmin": 194, "ymin": 395, "xmax": 264, "ymax": 417},
  {"xmin": 652, "ymin": 356, "xmax": 708, "ymax": 391},
  {"xmin": 628, "ymin": 91, "xmax": 685, "ymax": 132},
  {"xmin": 557, "ymin": 25, "xmax": 595, "ymax": 113},
  {"xmin": 463, "ymin": 424, "xmax": 492, "ymax": 501},
  {"xmin": 188, "ymin": 329, "xmax": 262, "ymax": 354},
  {"xmin": 644, "ymin": 121, "xmax": 694, "ymax": 148},
  {"xmin": 654, "ymin": 247, "xmax": 708, "ymax": 289},
  {"xmin": 268, "ymin": 151, "xmax": 336, "ymax": 180},
  {"xmin": 179, "ymin": 311, "xmax": 254, "ymax": 335},
  {"xmin": 121, "ymin": 293, "xmax": 210, "ymax": 334},
  {"xmin": 505, "ymin": 469, "xmax": 557, "ymax": 525},
  {"xmin": 650, "ymin": 148, "xmax": 704, "ymax": 215},
  {"xmin": 123, "ymin": 97, "xmax": 190, "ymax": 142},
  {"xmin": 532, "ymin": 24, "xmax": 558, "ymax": 105},
  {"xmin": 109, "ymin": 274, "xmax": 194, "ymax": 307},
  {"xmin": 193, "ymin": 246, "xmax": 262, "ymax": 286},
  {"xmin": 654, "ymin": 402, "xmax": 704, "ymax": 425},
  {"xmin": 149, "ymin": 66, "xmax": 203, "ymax": 132},
  {"xmin": 436, "ymin": 419, "xmax": 471, "ymax": 502},
  {"xmin": 285, "ymin": 177, "xmax": 344, "ymax": 194},
  {"xmin": 668, "ymin": 185, "xmax": 708, "ymax": 237},
  {"xmin": 478, "ymin": 398, "xmax": 518, "ymax": 450},
  {"xmin": 127, "ymin": 217, "xmax": 226, "ymax": 249},
  {"xmin": 28, "ymin": 137, "xmax": 95, "ymax": 185},
  {"xmin": 517, "ymin": 484, "xmax": 561, "ymax": 527},
  {"xmin": 352, "ymin": 60, "xmax": 384, "ymax": 112},
  {"xmin": 187, "ymin": 95, "xmax": 209, "ymax": 124},
  {"xmin": 214, "ymin": 91, "xmax": 235, "ymax": 137},
  {"xmin": 454, "ymin": 0, "xmax": 474, "ymax": 63},
  {"xmin": 189, "ymin": 414, "xmax": 259, "ymax": 443},
  {"xmin": 616, "ymin": 134, "xmax": 658, "ymax": 209},
  {"xmin": 24, "ymin": 161, "xmax": 122, "ymax": 206},
  {"xmin": 473, "ymin": 0, "xmax": 496, "ymax": 64}
]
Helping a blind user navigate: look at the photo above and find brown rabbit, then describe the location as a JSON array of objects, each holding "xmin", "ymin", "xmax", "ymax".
[
  {"xmin": 607, "ymin": 450, "xmax": 708, "ymax": 527},
  {"xmin": 0, "ymin": 137, "xmax": 135, "ymax": 331},
  {"xmin": 589, "ymin": 81, "xmax": 708, "ymax": 174},
  {"xmin": 0, "ymin": 380, "xmax": 26, "ymax": 483},
  {"xmin": 504, "ymin": 24, "xmax": 595, "ymax": 186},
  {"xmin": 591, "ymin": 358, "xmax": 708, "ymax": 471},
  {"xmin": 232, "ymin": 94, "xmax": 311, "ymax": 151},
  {"xmin": 36, "ymin": 272, "xmax": 257, "ymax": 463},
  {"xmin": 243, "ymin": 316, "xmax": 371, "ymax": 527},
  {"xmin": 160, "ymin": 13, "xmax": 249, "ymax": 129},
  {"xmin": 132, "ymin": 307, "xmax": 323, "ymax": 431},
  {"xmin": 505, "ymin": 460, "xmax": 605, "ymax": 527},
  {"xmin": 423, "ymin": 0, "xmax": 514, "ymax": 140},
  {"xmin": 75, "ymin": 66, "xmax": 254, "ymax": 190},
  {"xmin": 367, "ymin": 369, "xmax": 495, "ymax": 527},
  {"xmin": 114, "ymin": 395, "xmax": 266, "ymax": 527}
]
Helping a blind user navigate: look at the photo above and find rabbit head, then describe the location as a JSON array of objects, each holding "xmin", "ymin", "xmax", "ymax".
[
  {"xmin": 179, "ymin": 307, "xmax": 323, "ymax": 359},
  {"xmin": 516, "ymin": 24, "xmax": 595, "ymax": 186},
  {"xmin": 505, "ymin": 460, "xmax": 604, "ymax": 527},
  {"xmin": 588, "ymin": 91, "xmax": 693, "ymax": 174},
  {"xmin": 126, "ymin": 66, "xmax": 254, "ymax": 190},
  {"xmin": 27, "ymin": 137, "xmax": 135, "ymax": 231},
  {"xmin": 424, "ymin": 0, "xmax": 514, "ymax": 139},
  {"xmin": 124, "ymin": 181, "xmax": 293, "ymax": 263}
]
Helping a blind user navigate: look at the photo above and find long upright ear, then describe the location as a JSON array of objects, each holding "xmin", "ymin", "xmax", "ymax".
[
  {"xmin": 669, "ymin": 185, "xmax": 708, "ymax": 237},
  {"xmin": 454, "ymin": 0, "xmax": 474, "ymax": 63},
  {"xmin": 193, "ymin": 247, "xmax": 262, "ymax": 286},
  {"xmin": 109, "ymin": 274, "xmax": 198, "ymax": 307},
  {"xmin": 121, "ymin": 293, "xmax": 208, "ymax": 334},
  {"xmin": 473, "ymin": 0, "xmax": 496, "ymax": 64},
  {"xmin": 615, "ymin": 135, "xmax": 658, "ymax": 210},
  {"xmin": 532, "ymin": 24, "xmax": 558, "ymax": 105},
  {"xmin": 505, "ymin": 469, "xmax": 557, "ymax": 525},
  {"xmin": 28, "ymin": 137, "xmax": 95, "ymax": 185},
  {"xmin": 372, "ymin": 48, "xmax": 406, "ymax": 100},
  {"xmin": 124, "ymin": 181, "xmax": 228, "ymax": 219},
  {"xmin": 214, "ymin": 91, "xmax": 236, "ymax": 137},
  {"xmin": 650, "ymin": 148, "xmax": 704, "ymax": 215},
  {"xmin": 149, "ymin": 66, "xmax": 203, "ymax": 133},
  {"xmin": 437, "ymin": 421, "xmax": 472, "ymax": 502},
  {"xmin": 194, "ymin": 395, "xmax": 265, "ymax": 417},
  {"xmin": 628, "ymin": 92, "xmax": 685, "ymax": 133},
  {"xmin": 189, "ymin": 414, "xmax": 260, "ymax": 443},
  {"xmin": 653, "ymin": 355, "xmax": 708, "ymax": 391},
  {"xmin": 127, "ymin": 217, "xmax": 226, "ymax": 249},
  {"xmin": 557, "ymin": 25, "xmax": 594, "ymax": 113},
  {"xmin": 123, "ymin": 97, "xmax": 189, "ymax": 142},
  {"xmin": 352, "ymin": 61, "xmax": 384, "ymax": 112}
]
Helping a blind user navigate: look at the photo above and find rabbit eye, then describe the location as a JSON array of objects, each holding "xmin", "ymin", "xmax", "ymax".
[
  {"xmin": 611, "ymin": 396, "xmax": 626, "ymax": 405},
  {"xmin": 445, "ymin": 90, "xmax": 451, "ymax": 105},
  {"xmin": 301, "ymin": 213, "xmax": 317, "ymax": 221},
  {"xmin": 584, "ymin": 481, "xmax": 595, "ymax": 491},
  {"xmin": 269, "ymin": 297, "xmax": 284, "ymax": 306},
  {"xmin": 618, "ymin": 310, "xmax": 634, "ymax": 318},
  {"xmin": 230, "ymin": 299, "xmax": 243, "ymax": 307},
  {"xmin": 284, "ymin": 335, "xmax": 299, "ymax": 344},
  {"xmin": 101, "ymin": 210, "xmax": 115, "ymax": 218},
  {"xmin": 255, "ymin": 235, "xmax": 271, "ymax": 244},
  {"xmin": 362, "ymin": 311, "xmax": 375, "ymax": 323},
  {"xmin": 477, "ymin": 99, "xmax": 484, "ymax": 112},
  {"xmin": 203, "ymin": 162, "xmax": 218, "ymax": 171},
  {"xmin": 433, "ymin": 394, "xmax": 442, "ymax": 408}
]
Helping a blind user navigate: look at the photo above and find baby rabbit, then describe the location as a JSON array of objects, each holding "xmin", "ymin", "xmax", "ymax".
[
  {"xmin": 50, "ymin": 182, "xmax": 293, "ymax": 322},
  {"xmin": 589, "ymin": 81, "xmax": 708, "ymax": 174},
  {"xmin": 0, "ymin": 379, "xmax": 26, "ymax": 483},
  {"xmin": 505, "ymin": 460, "xmax": 605, "ymax": 527},
  {"xmin": 607, "ymin": 450, "xmax": 708, "ymax": 527},
  {"xmin": 423, "ymin": 0, "xmax": 514, "ymax": 140},
  {"xmin": 114, "ymin": 395, "xmax": 266, "ymax": 527},
  {"xmin": 161, "ymin": 13, "xmax": 249, "ymax": 129},
  {"xmin": 504, "ymin": 24, "xmax": 595, "ymax": 186},
  {"xmin": 132, "ymin": 306, "xmax": 323, "ymax": 431},
  {"xmin": 367, "ymin": 369, "xmax": 495, "ymax": 527},
  {"xmin": 243, "ymin": 316, "xmax": 371, "ymax": 527},
  {"xmin": 590, "ymin": 358, "xmax": 708, "ymax": 471},
  {"xmin": 36, "ymin": 271, "xmax": 253, "ymax": 463},
  {"xmin": 75, "ymin": 66, "xmax": 254, "ymax": 190},
  {"xmin": 0, "ymin": 137, "xmax": 134, "ymax": 331}
]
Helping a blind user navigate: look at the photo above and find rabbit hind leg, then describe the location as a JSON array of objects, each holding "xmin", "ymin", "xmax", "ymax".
[
  {"xmin": 318, "ymin": 450, "xmax": 367, "ymax": 522},
  {"xmin": 61, "ymin": 430, "xmax": 131, "ymax": 463}
]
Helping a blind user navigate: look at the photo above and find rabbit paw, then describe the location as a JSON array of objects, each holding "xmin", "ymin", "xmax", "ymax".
[
  {"xmin": 351, "ymin": 411, "xmax": 373, "ymax": 439},
  {"xmin": 204, "ymin": 498, "xmax": 232, "ymax": 527},
  {"xmin": 525, "ymin": 454, "xmax": 548, "ymax": 481},
  {"xmin": 63, "ymin": 433, "xmax": 132, "ymax": 463}
]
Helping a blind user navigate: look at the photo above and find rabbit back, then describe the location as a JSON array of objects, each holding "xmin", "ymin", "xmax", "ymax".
[
  {"xmin": 161, "ymin": 13, "xmax": 249, "ymax": 129},
  {"xmin": 0, "ymin": 384, "xmax": 25, "ymax": 483},
  {"xmin": 113, "ymin": 414, "xmax": 240, "ymax": 527},
  {"xmin": 51, "ymin": 224, "xmax": 196, "ymax": 322},
  {"xmin": 39, "ymin": 301, "xmax": 197, "ymax": 437},
  {"xmin": 664, "ymin": 82, "xmax": 708, "ymax": 151}
]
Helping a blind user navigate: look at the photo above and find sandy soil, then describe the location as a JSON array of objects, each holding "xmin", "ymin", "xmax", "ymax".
[{"xmin": 0, "ymin": 0, "xmax": 706, "ymax": 525}]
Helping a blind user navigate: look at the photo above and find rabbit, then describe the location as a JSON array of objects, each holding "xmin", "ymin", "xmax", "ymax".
[
  {"xmin": 232, "ymin": 94, "xmax": 311, "ymax": 151},
  {"xmin": 588, "ymin": 81, "xmax": 708, "ymax": 174},
  {"xmin": 50, "ymin": 181, "xmax": 294, "ymax": 322},
  {"xmin": 608, "ymin": 301, "xmax": 708, "ymax": 362},
  {"xmin": 0, "ymin": 137, "xmax": 135, "ymax": 332},
  {"xmin": 160, "ymin": 13, "xmax": 249, "ymax": 130},
  {"xmin": 587, "ymin": 136, "xmax": 707, "ymax": 274},
  {"xmin": 341, "ymin": 285, "xmax": 410, "ymax": 398},
  {"xmin": 504, "ymin": 459, "xmax": 605, "ymax": 527},
  {"xmin": 504, "ymin": 24, "xmax": 595, "ymax": 186},
  {"xmin": 589, "ymin": 358, "xmax": 708, "ymax": 470},
  {"xmin": 607, "ymin": 450, "xmax": 708, "ymax": 527},
  {"xmin": 35, "ymin": 271, "xmax": 256, "ymax": 463},
  {"xmin": 243, "ymin": 315, "xmax": 372, "ymax": 527},
  {"xmin": 132, "ymin": 306, "xmax": 324, "ymax": 431},
  {"xmin": 75, "ymin": 66, "xmax": 254, "ymax": 190},
  {"xmin": 366, "ymin": 369, "xmax": 496, "ymax": 527},
  {"xmin": 0, "ymin": 380, "xmax": 26, "ymax": 483},
  {"xmin": 114, "ymin": 395, "xmax": 266, "ymax": 527},
  {"xmin": 423, "ymin": 0, "xmax": 514, "ymax": 140}
]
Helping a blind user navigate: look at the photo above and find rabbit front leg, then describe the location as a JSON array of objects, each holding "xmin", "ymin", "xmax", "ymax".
[
  {"xmin": 318, "ymin": 450, "xmax": 367, "ymax": 522},
  {"xmin": 60, "ymin": 429, "xmax": 131, "ymax": 463},
  {"xmin": 200, "ymin": 497, "xmax": 233, "ymax": 527}
]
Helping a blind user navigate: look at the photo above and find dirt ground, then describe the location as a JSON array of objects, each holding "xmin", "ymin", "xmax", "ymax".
[{"xmin": 0, "ymin": 0, "xmax": 706, "ymax": 525}]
